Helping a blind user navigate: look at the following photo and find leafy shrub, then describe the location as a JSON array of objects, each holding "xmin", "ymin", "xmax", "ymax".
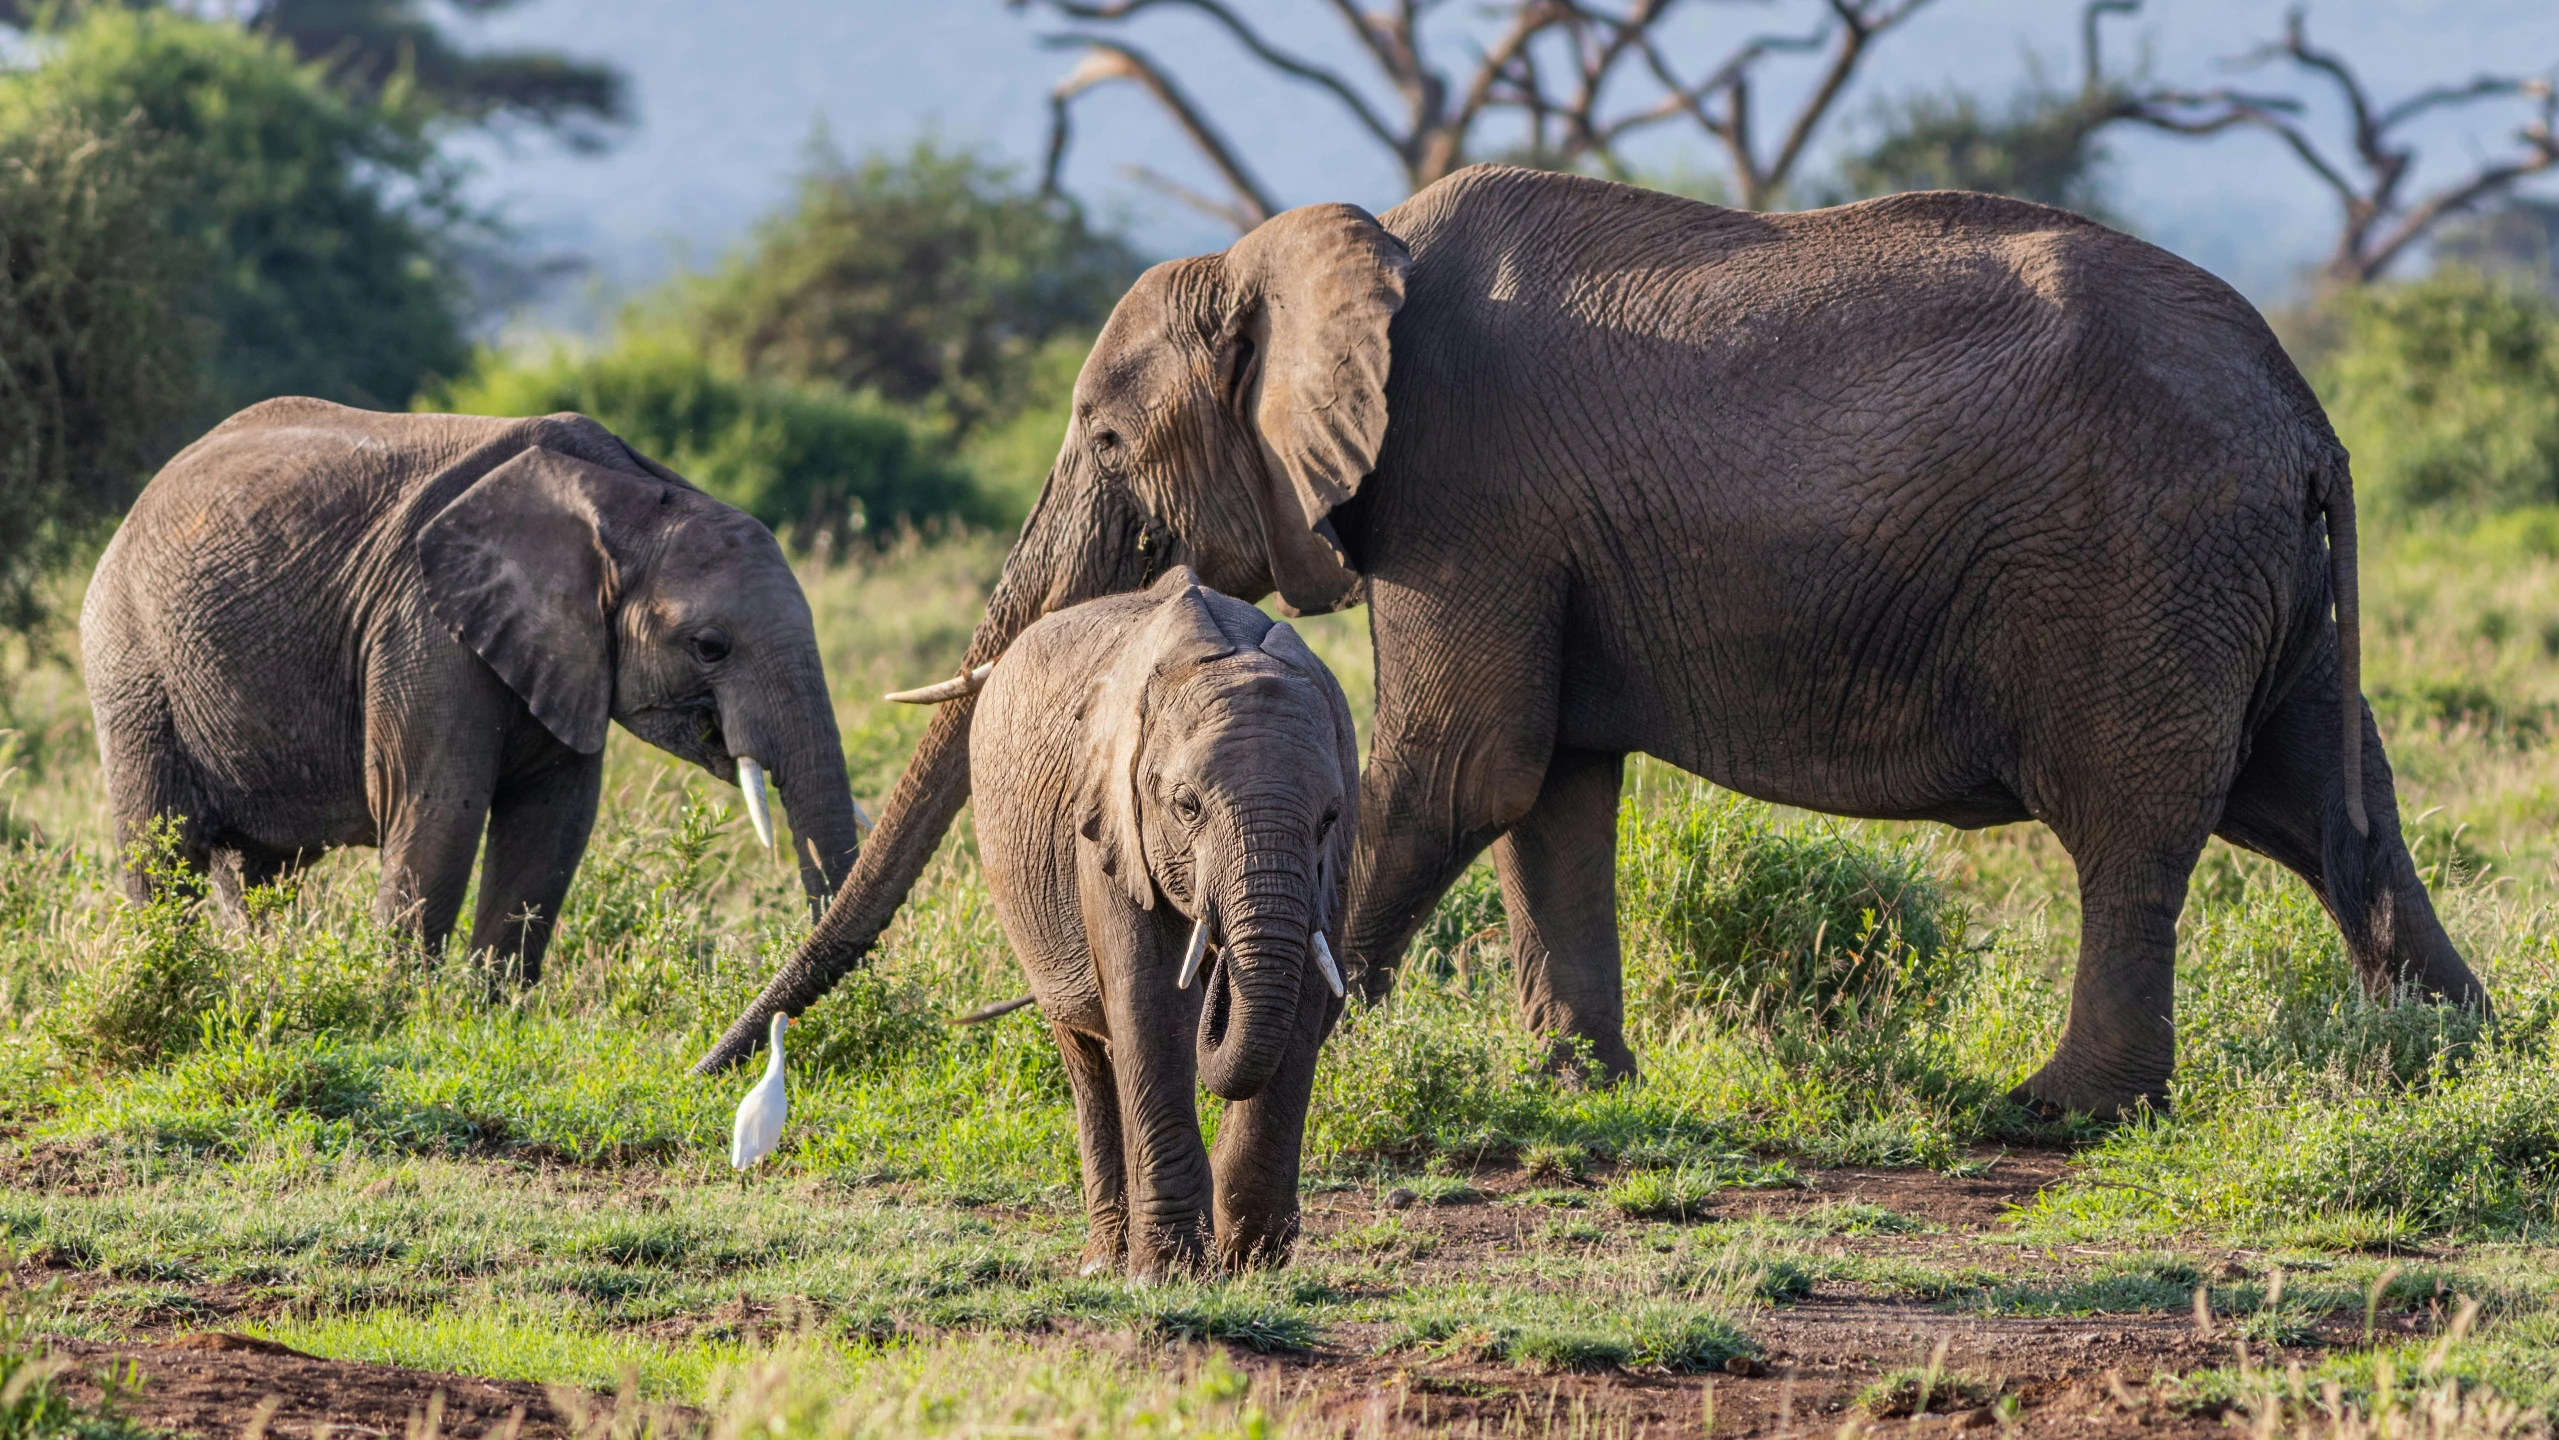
[
  {"xmin": 431, "ymin": 335, "xmax": 988, "ymax": 549},
  {"xmin": 47, "ymin": 821, "xmax": 227, "ymax": 1071},
  {"xmin": 2321, "ymin": 270, "xmax": 2559, "ymax": 516},
  {"xmin": 15, "ymin": 8, "xmax": 471, "ymax": 423},
  {"xmin": 1620, "ymin": 784, "xmax": 1968, "ymax": 1033},
  {"xmin": 670, "ymin": 140, "xmax": 1138, "ymax": 436},
  {"xmin": 1303, "ymin": 982, "xmax": 1545, "ymax": 1162},
  {"xmin": 0, "ymin": 102, "xmax": 188, "ymax": 633},
  {"xmin": 790, "ymin": 967, "xmax": 947, "ymax": 1081}
]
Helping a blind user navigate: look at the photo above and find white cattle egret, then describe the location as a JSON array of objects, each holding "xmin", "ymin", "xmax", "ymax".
[
  {"xmin": 735, "ymin": 756, "xmax": 775, "ymax": 849},
  {"xmin": 729, "ymin": 1013, "xmax": 790, "ymax": 1170}
]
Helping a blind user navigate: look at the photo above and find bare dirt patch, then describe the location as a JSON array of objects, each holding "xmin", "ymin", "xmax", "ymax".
[
  {"xmin": 26, "ymin": 1153, "xmax": 2340, "ymax": 1438},
  {"xmin": 49, "ymin": 1334, "xmax": 582, "ymax": 1439},
  {"xmin": 1234, "ymin": 1150, "xmax": 2312, "ymax": 1437}
]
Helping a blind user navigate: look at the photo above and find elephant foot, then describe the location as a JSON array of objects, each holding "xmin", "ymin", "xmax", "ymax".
[
  {"xmin": 1215, "ymin": 1214, "xmax": 1301, "ymax": 1273},
  {"xmin": 1541, "ymin": 1029, "xmax": 1638, "ymax": 1088},
  {"xmin": 1125, "ymin": 1217, "xmax": 1213, "ymax": 1282},
  {"xmin": 2008, "ymin": 1059, "xmax": 2169, "ymax": 1125},
  {"xmin": 1079, "ymin": 1219, "xmax": 1127, "ymax": 1277}
]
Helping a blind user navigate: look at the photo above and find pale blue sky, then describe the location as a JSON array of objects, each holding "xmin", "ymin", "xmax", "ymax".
[{"xmin": 445, "ymin": 1, "xmax": 2559, "ymax": 319}]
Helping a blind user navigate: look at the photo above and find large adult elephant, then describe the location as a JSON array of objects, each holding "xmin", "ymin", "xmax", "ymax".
[
  {"xmin": 697, "ymin": 166, "xmax": 2483, "ymax": 1117},
  {"xmin": 84, "ymin": 399, "xmax": 866, "ymax": 979}
]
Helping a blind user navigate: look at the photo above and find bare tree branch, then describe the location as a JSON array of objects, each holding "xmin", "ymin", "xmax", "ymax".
[
  {"xmin": 1017, "ymin": 0, "xmax": 1940, "ymax": 230},
  {"xmin": 1039, "ymin": 38, "xmax": 1279, "ymax": 227},
  {"xmin": 2115, "ymin": 8, "xmax": 2558, "ymax": 284},
  {"xmin": 1029, "ymin": 0, "xmax": 1404, "ymax": 150}
]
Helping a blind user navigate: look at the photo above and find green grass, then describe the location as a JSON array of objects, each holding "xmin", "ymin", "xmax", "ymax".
[{"xmin": 10, "ymin": 525, "xmax": 2559, "ymax": 1422}]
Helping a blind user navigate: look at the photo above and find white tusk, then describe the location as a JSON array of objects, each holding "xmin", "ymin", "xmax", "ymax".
[
  {"xmin": 736, "ymin": 756, "xmax": 775, "ymax": 849},
  {"xmin": 1312, "ymin": 931, "xmax": 1345, "ymax": 998},
  {"xmin": 1177, "ymin": 913, "xmax": 1210, "ymax": 989},
  {"xmin": 884, "ymin": 661, "xmax": 995, "ymax": 705},
  {"xmin": 852, "ymin": 799, "xmax": 873, "ymax": 831}
]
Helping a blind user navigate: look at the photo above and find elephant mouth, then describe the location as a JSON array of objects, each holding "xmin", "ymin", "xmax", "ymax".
[{"xmin": 621, "ymin": 699, "xmax": 724, "ymax": 770}]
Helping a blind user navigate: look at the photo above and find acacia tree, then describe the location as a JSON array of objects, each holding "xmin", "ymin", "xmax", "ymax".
[{"xmin": 1018, "ymin": 0, "xmax": 1939, "ymax": 226}]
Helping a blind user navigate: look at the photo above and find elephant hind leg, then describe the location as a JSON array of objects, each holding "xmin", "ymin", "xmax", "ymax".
[
  {"xmin": 2019, "ymin": 728, "xmax": 2239, "ymax": 1119},
  {"xmin": 2013, "ymin": 833, "xmax": 2206, "ymax": 1119},
  {"xmin": 2216, "ymin": 670, "xmax": 2483, "ymax": 1008},
  {"xmin": 96, "ymin": 686, "xmax": 214, "ymax": 905}
]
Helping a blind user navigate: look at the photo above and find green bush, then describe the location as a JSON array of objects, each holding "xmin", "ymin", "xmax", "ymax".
[
  {"xmin": 47, "ymin": 821, "xmax": 227, "ymax": 1071},
  {"xmin": 668, "ymin": 140, "xmax": 1137, "ymax": 437},
  {"xmin": 1620, "ymin": 784, "xmax": 1967, "ymax": 1033},
  {"xmin": 0, "ymin": 88, "xmax": 188, "ymax": 632},
  {"xmin": 2321, "ymin": 269, "xmax": 2559, "ymax": 516},
  {"xmin": 12, "ymin": 8, "xmax": 471, "ymax": 421},
  {"xmin": 430, "ymin": 335, "xmax": 990, "ymax": 546}
]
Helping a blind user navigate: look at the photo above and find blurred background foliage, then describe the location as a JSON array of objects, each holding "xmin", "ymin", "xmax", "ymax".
[
  {"xmin": 0, "ymin": 0, "xmax": 2550, "ymax": 642},
  {"xmin": 431, "ymin": 142, "xmax": 1125, "ymax": 544}
]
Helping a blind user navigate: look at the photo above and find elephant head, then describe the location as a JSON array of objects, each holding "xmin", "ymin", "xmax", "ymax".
[
  {"xmin": 419, "ymin": 446, "xmax": 862, "ymax": 910},
  {"xmin": 1083, "ymin": 571, "xmax": 1359, "ymax": 1101},
  {"xmin": 698, "ymin": 203, "xmax": 1406, "ymax": 1070}
]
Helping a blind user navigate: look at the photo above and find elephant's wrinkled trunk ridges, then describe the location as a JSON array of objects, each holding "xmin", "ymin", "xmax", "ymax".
[
  {"xmin": 1196, "ymin": 830, "xmax": 1313, "ymax": 1102},
  {"xmin": 693, "ymin": 467, "xmax": 1158, "ymax": 1074},
  {"xmin": 720, "ymin": 664, "xmax": 862, "ymax": 918}
]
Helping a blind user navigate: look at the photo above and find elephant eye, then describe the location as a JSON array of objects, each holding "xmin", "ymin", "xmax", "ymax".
[
  {"xmin": 689, "ymin": 628, "xmax": 733, "ymax": 665},
  {"xmin": 1172, "ymin": 785, "xmax": 1204, "ymax": 825},
  {"xmin": 1317, "ymin": 806, "xmax": 1339, "ymax": 838},
  {"xmin": 1091, "ymin": 428, "xmax": 1125, "ymax": 471}
]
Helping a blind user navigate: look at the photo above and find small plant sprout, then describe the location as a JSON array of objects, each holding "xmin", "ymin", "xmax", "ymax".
[{"xmin": 729, "ymin": 1013, "xmax": 791, "ymax": 1171}]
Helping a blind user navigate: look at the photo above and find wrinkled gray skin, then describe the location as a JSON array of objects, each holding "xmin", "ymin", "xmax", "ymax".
[
  {"xmin": 702, "ymin": 166, "xmax": 2485, "ymax": 1120},
  {"xmin": 975, "ymin": 567, "xmax": 1356, "ymax": 1276},
  {"xmin": 83, "ymin": 398, "xmax": 863, "ymax": 978}
]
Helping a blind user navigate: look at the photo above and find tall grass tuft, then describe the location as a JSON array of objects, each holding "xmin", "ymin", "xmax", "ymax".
[{"xmin": 1620, "ymin": 782, "xmax": 1968, "ymax": 1037}]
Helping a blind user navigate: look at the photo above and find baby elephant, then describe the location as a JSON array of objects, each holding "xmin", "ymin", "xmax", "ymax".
[{"xmin": 974, "ymin": 567, "xmax": 1357, "ymax": 1278}]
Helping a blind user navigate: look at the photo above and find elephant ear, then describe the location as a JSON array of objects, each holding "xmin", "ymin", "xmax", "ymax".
[
  {"xmin": 1223, "ymin": 203, "xmax": 1408, "ymax": 618},
  {"xmin": 1077, "ymin": 567, "xmax": 1234, "ymax": 911},
  {"xmin": 417, "ymin": 446, "xmax": 659, "ymax": 754},
  {"xmin": 1257, "ymin": 620, "xmax": 1360, "ymax": 929}
]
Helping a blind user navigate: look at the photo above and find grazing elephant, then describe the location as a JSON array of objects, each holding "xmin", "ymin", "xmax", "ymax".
[
  {"xmin": 699, "ymin": 165, "xmax": 2485, "ymax": 1120},
  {"xmin": 974, "ymin": 567, "xmax": 1355, "ymax": 1276},
  {"xmin": 82, "ymin": 398, "xmax": 865, "ymax": 978}
]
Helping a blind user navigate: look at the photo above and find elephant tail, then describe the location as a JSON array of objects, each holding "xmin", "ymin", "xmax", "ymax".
[{"xmin": 2324, "ymin": 464, "xmax": 2369, "ymax": 839}]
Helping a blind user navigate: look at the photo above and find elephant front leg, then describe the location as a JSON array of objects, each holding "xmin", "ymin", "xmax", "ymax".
[
  {"xmin": 1492, "ymin": 747, "xmax": 1636, "ymax": 1083},
  {"xmin": 1210, "ymin": 977, "xmax": 1337, "ymax": 1271},
  {"xmin": 1051, "ymin": 1021, "xmax": 1129, "ymax": 1275},
  {"xmin": 469, "ymin": 747, "xmax": 604, "ymax": 984},
  {"xmin": 376, "ymin": 798, "xmax": 490, "ymax": 959},
  {"xmin": 1084, "ymin": 859, "xmax": 1212, "ymax": 1279}
]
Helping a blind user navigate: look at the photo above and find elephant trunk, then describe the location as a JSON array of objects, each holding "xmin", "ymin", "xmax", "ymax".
[
  {"xmin": 1195, "ymin": 838, "xmax": 1314, "ymax": 1102},
  {"xmin": 719, "ymin": 661, "xmax": 862, "ymax": 916},
  {"xmin": 693, "ymin": 463, "xmax": 1163, "ymax": 1073}
]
